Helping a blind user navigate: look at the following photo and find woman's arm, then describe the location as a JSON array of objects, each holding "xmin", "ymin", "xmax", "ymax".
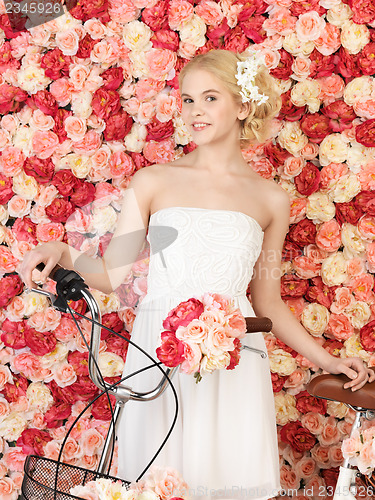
[
  {"xmin": 249, "ymin": 185, "xmax": 374, "ymax": 391},
  {"xmin": 19, "ymin": 167, "xmax": 156, "ymax": 294}
]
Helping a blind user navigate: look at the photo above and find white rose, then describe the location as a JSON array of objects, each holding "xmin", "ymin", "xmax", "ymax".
[
  {"xmin": 17, "ymin": 66, "xmax": 52, "ymax": 94},
  {"xmin": 124, "ymin": 123, "xmax": 147, "ymax": 153},
  {"xmin": 62, "ymin": 153, "xmax": 92, "ymax": 178},
  {"xmin": 306, "ymin": 192, "xmax": 336, "ymax": 223},
  {"xmin": 328, "ymin": 174, "xmax": 361, "ymax": 203},
  {"xmin": 301, "ymin": 303, "xmax": 330, "ymax": 336},
  {"xmin": 320, "ymin": 0, "xmax": 341, "ymax": 8},
  {"xmin": 283, "ymin": 33, "xmax": 315, "ymax": 57},
  {"xmin": 273, "ymin": 77, "xmax": 293, "ymax": 95},
  {"xmin": 22, "ymin": 291, "xmax": 49, "ymax": 316},
  {"xmin": 274, "ymin": 391, "xmax": 301, "ymax": 426},
  {"xmin": 326, "ymin": 400, "xmax": 349, "ymax": 419},
  {"xmin": 343, "ymin": 334, "xmax": 371, "ymax": 363},
  {"xmin": 321, "ymin": 252, "xmax": 348, "ymax": 286},
  {"xmin": 98, "ymin": 352, "xmax": 125, "ymax": 377},
  {"xmin": 129, "ymin": 50, "xmax": 149, "ymax": 79},
  {"xmin": 71, "ymin": 91, "xmax": 93, "ymax": 120},
  {"xmin": 12, "ymin": 171, "xmax": 39, "ymax": 200},
  {"xmin": 179, "ymin": 14, "xmax": 207, "ymax": 48},
  {"xmin": 343, "ymin": 76, "xmax": 374, "ymax": 106},
  {"xmin": 345, "ymin": 301, "xmax": 371, "ymax": 330},
  {"xmin": 341, "ymin": 223, "xmax": 366, "ymax": 257},
  {"xmin": 347, "ymin": 143, "xmax": 368, "ymax": 173},
  {"xmin": 319, "ymin": 133, "xmax": 349, "ymax": 166},
  {"xmin": 341, "ymin": 20, "xmax": 370, "ymax": 55},
  {"xmin": 26, "ymin": 382, "xmax": 54, "ymax": 412},
  {"xmin": 138, "ymin": 492, "xmax": 160, "ymax": 500},
  {"xmin": 277, "ymin": 121, "xmax": 309, "ymax": 156},
  {"xmin": 55, "ymin": 11, "xmax": 81, "ymax": 31},
  {"xmin": 12, "ymin": 125, "xmax": 33, "ymax": 157},
  {"xmin": 326, "ymin": 3, "xmax": 353, "ymax": 27},
  {"xmin": 200, "ymin": 352, "xmax": 230, "ymax": 374},
  {"xmin": 290, "ymin": 79, "xmax": 321, "ymax": 113},
  {"xmin": 268, "ymin": 349, "xmax": 297, "ymax": 376},
  {"xmin": 91, "ymin": 206, "xmax": 117, "ymax": 236},
  {"xmin": 122, "ymin": 20, "xmax": 153, "ymax": 52},
  {"xmin": 0, "ymin": 412, "xmax": 27, "ymax": 441},
  {"xmin": 173, "ymin": 116, "xmax": 192, "ymax": 146},
  {"xmin": 40, "ymin": 343, "xmax": 69, "ymax": 369}
]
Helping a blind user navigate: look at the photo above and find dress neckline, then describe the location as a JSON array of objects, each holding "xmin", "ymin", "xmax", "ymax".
[{"xmin": 150, "ymin": 206, "xmax": 264, "ymax": 233}]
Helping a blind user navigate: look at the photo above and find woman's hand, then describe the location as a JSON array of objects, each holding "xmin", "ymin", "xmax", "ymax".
[
  {"xmin": 323, "ymin": 356, "xmax": 375, "ymax": 391},
  {"xmin": 18, "ymin": 242, "xmax": 64, "ymax": 289}
]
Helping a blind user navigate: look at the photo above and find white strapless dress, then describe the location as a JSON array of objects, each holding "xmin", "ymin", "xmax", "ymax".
[{"xmin": 117, "ymin": 207, "xmax": 281, "ymax": 500}]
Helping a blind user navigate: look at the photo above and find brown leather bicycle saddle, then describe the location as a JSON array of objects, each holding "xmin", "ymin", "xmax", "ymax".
[{"xmin": 307, "ymin": 374, "xmax": 375, "ymax": 410}]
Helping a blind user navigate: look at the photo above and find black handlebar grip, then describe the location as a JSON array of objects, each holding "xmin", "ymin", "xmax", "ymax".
[
  {"xmin": 35, "ymin": 262, "xmax": 63, "ymax": 281},
  {"xmin": 246, "ymin": 317, "xmax": 272, "ymax": 333}
]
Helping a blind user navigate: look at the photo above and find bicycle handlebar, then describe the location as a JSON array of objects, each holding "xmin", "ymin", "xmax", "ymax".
[{"xmin": 32, "ymin": 263, "xmax": 273, "ymax": 403}]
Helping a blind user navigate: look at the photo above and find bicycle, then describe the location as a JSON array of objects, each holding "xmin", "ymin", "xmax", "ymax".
[{"xmin": 21, "ymin": 263, "xmax": 273, "ymax": 499}]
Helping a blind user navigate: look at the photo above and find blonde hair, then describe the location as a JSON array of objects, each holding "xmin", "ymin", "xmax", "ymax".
[{"xmin": 178, "ymin": 49, "xmax": 281, "ymax": 146}]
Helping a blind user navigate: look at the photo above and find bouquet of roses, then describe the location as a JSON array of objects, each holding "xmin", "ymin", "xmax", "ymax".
[
  {"xmin": 342, "ymin": 421, "xmax": 375, "ymax": 476},
  {"xmin": 156, "ymin": 293, "xmax": 247, "ymax": 383},
  {"xmin": 69, "ymin": 465, "xmax": 189, "ymax": 500}
]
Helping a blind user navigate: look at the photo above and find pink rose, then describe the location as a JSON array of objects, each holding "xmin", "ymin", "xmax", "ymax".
[
  {"xmin": 316, "ymin": 219, "xmax": 341, "ymax": 252},
  {"xmin": 0, "ymin": 477, "xmax": 16, "ymax": 500},
  {"xmin": 319, "ymin": 416, "xmax": 341, "ymax": 446},
  {"xmin": 280, "ymin": 463, "xmax": 301, "ymax": 490},
  {"xmin": 143, "ymin": 137, "xmax": 176, "ymax": 163},
  {"xmin": 146, "ymin": 48, "xmax": 177, "ymax": 80},
  {"xmin": 168, "ymin": 0, "xmax": 194, "ymax": 30},
  {"xmin": 32, "ymin": 130, "xmax": 59, "ymax": 159},
  {"xmin": 0, "ymin": 146, "xmax": 25, "ymax": 177},
  {"xmin": 73, "ymin": 130, "xmax": 102, "ymax": 156},
  {"xmin": 301, "ymin": 411, "xmax": 325, "ymax": 435},
  {"xmin": 81, "ymin": 428, "xmax": 104, "ymax": 455},
  {"xmin": 36, "ymin": 222, "xmax": 65, "ymax": 242},
  {"xmin": 156, "ymin": 331, "xmax": 185, "ymax": 367},
  {"xmin": 179, "ymin": 341, "xmax": 202, "ymax": 374},
  {"xmin": 163, "ymin": 298, "xmax": 204, "ymax": 331}
]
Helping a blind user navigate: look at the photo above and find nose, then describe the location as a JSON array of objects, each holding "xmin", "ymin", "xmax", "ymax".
[{"xmin": 191, "ymin": 101, "xmax": 204, "ymax": 117}]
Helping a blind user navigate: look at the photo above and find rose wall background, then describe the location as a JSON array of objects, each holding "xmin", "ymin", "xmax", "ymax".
[{"xmin": 1, "ymin": 0, "xmax": 375, "ymax": 498}]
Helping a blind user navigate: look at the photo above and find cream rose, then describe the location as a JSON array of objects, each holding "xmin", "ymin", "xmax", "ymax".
[
  {"xmin": 301, "ymin": 303, "xmax": 330, "ymax": 336},
  {"xmin": 0, "ymin": 413, "xmax": 27, "ymax": 441},
  {"xmin": 12, "ymin": 172, "xmax": 39, "ymax": 200},
  {"xmin": 345, "ymin": 301, "xmax": 371, "ymax": 330},
  {"xmin": 268, "ymin": 349, "xmax": 297, "ymax": 376},
  {"xmin": 277, "ymin": 121, "xmax": 309, "ymax": 156},
  {"xmin": 290, "ymin": 79, "xmax": 321, "ymax": 113},
  {"xmin": 343, "ymin": 76, "xmax": 374, "ymax": 106},
  {"xmin": 282, "ymin": 33, "xmax": 315, "ymax": 57},
  {"xmin": 122, "ymin": 20, "xmax": 153, "ymax": 52},
  {"xmin": 306, "ymin": 192, "xmax": 335, "ymax": 223},
  {"xmin": 343, "ymin": 334, "xmax": 371, "ymax": 363},
  {"xmin": 341, "ymin": 223, "xmax": 366, "ymax": 257},
  {"xmin": 274, "ymin": 391, "xmax": 301, "ymax": 425},
  {"xmin": 321, "ymin": 252, "xmax": 348, "ymax": 286},
  {"xmin": 22, "ymin": 291, "xmax": 49, "ymax": 316},
  {"xmin": 26, "ymin": 382, "xmax": 54, "ymax": 412},
  {"xmin": 40, "ymin": 343, "xmax": 69, "ymax": 369},
  {"xmin": 12, "ymin": 126, "xmax": 33, "ymax": 157},
  {"xmin": 173, "ymin": 116, "xmax": 192, "ymax": 146},
  {"xmin": 341, "ymin": 20, "xmax": 370, "ymax": 55},
  {"xmin": 91, "ymin": 206, "xmax": 117, "ymax": 236},
  {"xmin": 328, "ymin": 174, "xmax": 361, "ymax": 203},
  {"xmin": 179, "ymin": 14, "xmax": 207, "ymax": 48},
  {"xmin": 63, "ymin": 153, "xmax": 92, "ymax": 179},
  {"xmin": 200, "ymin": 352, "xmax": 230, "ymax": 374},
  {"xmin": 17, "ymin": 66, "xmax": 52, "ymax": 94},
  {"xmin": 347, "ymin": 143, "xmax": 368, "ymax": 173},
  {"xmin": 326, "ymin": 2, "xmax": 353, "ymax": 27},
  {"xmin": 124, "ymin": 123, "xmax": 147, "ymax": 153},
  {"xmin": 71, "ymin": 91, "xmax": 93, "ymax": 120},
  {"xmin": 326, "ymin": 400, "xmax": 349, "ymax": 419}
]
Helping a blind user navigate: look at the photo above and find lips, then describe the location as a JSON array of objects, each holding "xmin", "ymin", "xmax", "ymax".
[{"xmin": 192, "ymin": 122, "xmax": 210, "ymax": 130}]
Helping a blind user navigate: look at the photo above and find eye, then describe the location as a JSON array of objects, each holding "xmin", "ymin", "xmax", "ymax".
[
  {"xmin": 183, "ymin": 98, "xmax": 193, "ymax": 104},
  {"xmin": 206, "ymin": 96, "xmax": 217, "ymax": 102}
]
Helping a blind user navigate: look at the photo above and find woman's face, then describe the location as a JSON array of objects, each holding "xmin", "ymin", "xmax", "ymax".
[{"xmin": 180, "ymin": 68, "xmax": 246, "ymax": 147}]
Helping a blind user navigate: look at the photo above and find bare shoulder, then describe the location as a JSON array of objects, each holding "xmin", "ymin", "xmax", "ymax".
[{"xmin": 254, "ymin": 177, "xmax": 290, "ymax": 232}]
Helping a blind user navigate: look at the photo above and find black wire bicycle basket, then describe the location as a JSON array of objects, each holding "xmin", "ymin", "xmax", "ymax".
[{"xmin": 22, "ymin": 455, "xmax": 130, "ymax": 500}]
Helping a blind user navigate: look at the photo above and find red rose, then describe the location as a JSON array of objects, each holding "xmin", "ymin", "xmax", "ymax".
[
  {"xmin": 66, "ymin": 298, "xmax": 87, "ymax": 316},
  {"xmin": 275, "ymin": 338, "xmax": 298, "ymax": 357},
  {"xmin": 224, "ymin": 25, "xmax": 249, "ymax": 52},
  {"xmin": 1, "ymin": 318, "xmax": 27, "ymax": 349},
  {"xmin": 101, "ymin": 312, "xmax": 124, "ymax": 339},
  {"xmin": 271, "ymin": 373, "xmax": 287, "ymax": 392},
  {"xmin": 206, "ymin": 18, "xmax": 231, "ymax": 47},
  {"xmin": 0, "ymin": 274, "xmax": 23, "ymax": 307},
  {"xmin": 44, "ymin": 402, "xmax": 72, "ymax": 428},
  {"xmin": 0, "ymin": 11, "xmax": 27, "ymax": 37},
  {"xmin": 0, "ymin": 83, "xmax": 28, "ymax": 114},
  {"xmin": 287, "ymin": 219, "xmax": 317, "ymax": 246},
  {"xmin": 358, "ymin": 42, "xmax": 375, "ymax": 75},
  {"xmin": 323, "ymin": 338, "xmax": 344, "ymax": 357},
  {"xmin": 103, "ymin": 110, "xmax": 133, "ymax": 142},
  {"xmin": 280, "ymin": 421, "xmax": 317, "ymax": 452},
  {"xmin": 238, "ymin": 15, "xmax": 267, "ymax": 44},
  {"xmin": 282, "ymin": 240, "xmax": 302, "ymax": 261},
  {"xmin": 116, "ymin": 283, "xmax": 140, "ymax": 309},
  {"xmin": 0, "ymin": 41, "xmax": 20, "ymax": 73},
  {"xmin": 336, "ymin": 48, "xmax": 362, "ymax": 80},
  {"xmin": 156, "ymin": 331, "xmax": 185, "ymax": 367},
  {"xmin": 141, "ymin": 0, "xmax": 169, "ymax": 31},
  {"xmin": 163, "ymin": 298, "xmax": 204, "ymax": 331},
  {"xmin": 348, "ymin": 0, "xmax": 375, "ymax": 24},
  {"xmin": 321, "ymin": 101, "xmax": 357, "ymax": 132},
  {"xmin": 26, "ymin": 90, "xmax": 58, "ymax": 116},
  {"xmin": 305, "ymin": 276, "xmax": 337, "ymax": 309},
  {"xmin": 295, "ymin": 390, "xmax": 327, "ymax": 414},
  {"xmin": 309, "ymin": 49, "xmax": 336, "ymax": 78},
  {"xmin": 101, "ymin": 67, "xmax": 124, "ymax": 91},
  {"xmin": 76, "ymin": 34, "xmax": 98, "ymax": 59},
  {"xmin": 355, "ymin": 119, "xmax": 375, "ymax": 147},
  {"xmin": 280, "ymin": 275, "xmax": 309, "ymax": 298},
  {"xmin": 278, "ymin": 90, "xmax": 306, "ymax": 122},
  {"xmin": 0, "ymin": 173, "xmax": 13, "ymax": 204},
  {"xmin": 12, "ymin": 217, "xmax": 38, "ymax": 245},
  {"xmin": 360, "ymin": 320, "xmax": 375, "ymax": 351},
  {"xmin": 52, "ymin": 169, "xmax": 78, "ymax": 197},
  {"xmin": 24, "ymin": 326, "xmax": 57, "ymax": 356},
  {"xmin": 146, "ymin": 119, "xmax": 174, "ymax": 142},
  {"xmin": 23, "ymin": 156, "xmax": 55, "ymax": 183},
  {"xmin": 50, "ymin": 376, "xmax": 98, "ymax": 404},
  {"xmin": 67, "ymin": 351, "xmax": 89, "ymax": 377},
  {"xmin": 270, "ymin": 49, "xmax": 293, "ymax": 80},
  {"xmin": 17, "ymin": 428, "xmax": 52, "ymax": 455},
  {"xmin": 53, "ymin": 108, "xmax": 73, "ymax": 143},
  {"xmin": 183, "ymin": 142, "xmax": 197, "ymax": 154},
  {"xmin": 227, "ymin": 338, "xmax": 241, "ymax": 370},
  {"xmin": 91, "ymin": 393, "xmax": 117, "ymax": 420},
  {"xmin": 290, "ymin": 0, "xmax": 326, "ymax": 16},
  {"xmin": 300, "ymin": 113, "xmax": 332, "ymax": 143},
  {"xmin": 105, "ymin": 332, "xmax": 130, "ymax": 359},
  {"xmin": 2, "ymin": 374, "xmax": 28, "ymax": 403},
  {"xmin": 335, "ymin": 201, "xmax": 364, "ymax": 225},
  {"xmin": 129, "ymin": 152, "xmax": 152, "ymax": 170},
  {"xmin": 70, "ymin": 0, "xmax": 109, "ymax": 23},
  {"xmin": 321, "ymin": 468, "xmax": 339, "ymax": 491},
  {"xmin": 41, "ymin": 48, "xmax": 71, "ymax": 80},
  {"xmin": 45, "ymin": 198, "xmax": 75, "ymax": 223},
  {"xmin": 294, "ymin": 162, "xmax": 320, "ymax": 196},
  {"xmin": 92, "ymin": 88, "xmax": 121, "ymax": 120},
  {"xmin": 355, "ymin": 190, "xmax": 375, "ymax": 216},
  {"xmin": 263, "ymin": 141, "xmax": 291, "ymax": 167},
  {"xmin": 151, "ymin": 30, "xmax": 179, "ymax": 52},
  {"xmin": 238, "ymin": 1, "xmax": 268, "ymax": 18},
  {"xmin": 69, "ymin": 180, "xmax": 95, "ymax": 208}
]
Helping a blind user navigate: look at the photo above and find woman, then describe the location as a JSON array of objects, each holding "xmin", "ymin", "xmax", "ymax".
[{"xmin": 19, "ymin": 50, "xmax": 375, "ymax": 500}]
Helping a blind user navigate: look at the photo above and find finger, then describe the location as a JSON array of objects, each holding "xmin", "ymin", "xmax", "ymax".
[{"xmin": 368, "ymin": 369, "xmax": 375, "ymax": 383}]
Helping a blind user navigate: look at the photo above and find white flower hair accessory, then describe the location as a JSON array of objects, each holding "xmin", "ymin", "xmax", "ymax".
[{"xmin": 235, "ymin": 52, "xmax": 269, "ymax": 106}]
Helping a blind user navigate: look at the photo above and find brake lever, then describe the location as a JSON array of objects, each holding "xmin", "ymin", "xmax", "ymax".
[{"xmin": 24, "ymin": 286, "xmax": 59, "ymax": 307}]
